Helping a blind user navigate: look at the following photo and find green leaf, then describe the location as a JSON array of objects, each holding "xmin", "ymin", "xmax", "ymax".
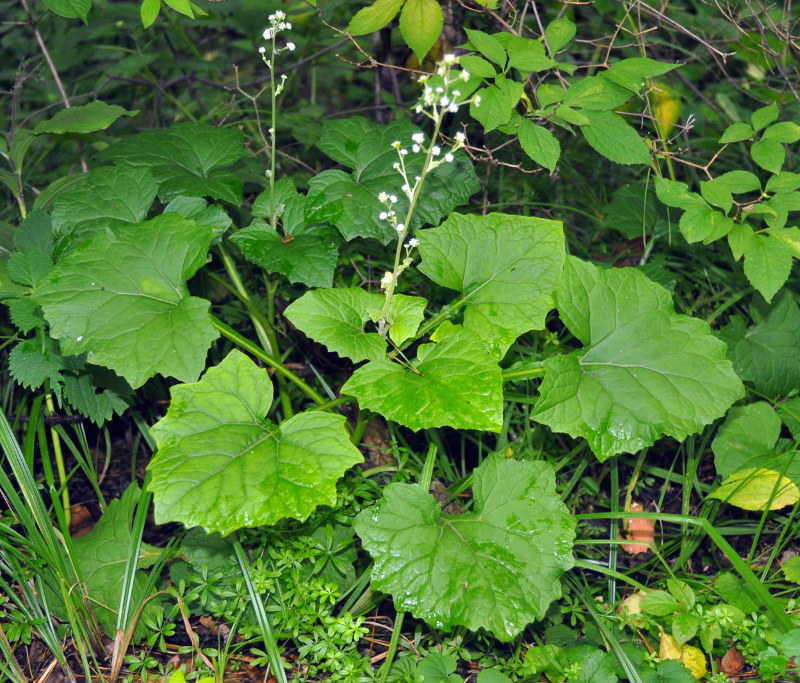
[
  {"xmin": 368, "ymin": 293, "xmax": 427, "ymax": 347},
  {"xmin": 766, "ymin": 172, "xmax": 800, "ymax": 193},
  {"xmin": 532, "ymin": 257, "xmax": 744, "ymax": 460},
  {"xmin": 459, "ymin": 55, "xmax": 497, "ymax": 78},
  {"xmin": 778, "ymin": 398, "xmax": 800, "ymax": 440},
  {"xmin": 709, "ymin": 468, "xmax": 799, "ymax": 511},
  {"xmin": 54, "ymin": 484, "xmax": 161, "ymax": 638},
  {"xmin": 727, "ymin": 221, "xmax": 753, "ymax": 260},
  {"xmin": 35, "ymin": 213, "xmax": 218, "ymax": 388},
  {"xmin": 99, "ymin": 122, "xmax": 245, "ymax": 204},
  {"xmin": 285, "ymin": 287, "xmax": 388, "ymax": 363},
  {"xmin": 342, "ymin": 324, "xmax": 503, "ymax": 431},
  {"xmin": 654, "ymin": 177, "xmax": 703, "ymax": 210},
  {"xmin": 62, "ymin": 373, "xmax": 129, "ymax": 425},
  {"xmin": 712, "ymin": 402, "xmax": 780, "ymax": 478},
  {"xmin": 349, "ymin": 0, "xmax": 404, "ymax": 35},
  {"xmin": 399, "ymin": 0, "xmax": 443, "ymax": 61},
  {"xmin": 605, "ymin": 182, "xmax": 669, "ymax": 240},
  {"xmin": 601, "ymin": 57, "xmax": 678, "ymax": 93},
  {"xmin": 580, "ymin": 110, "xmax": 652, "ymax": 166},
  {"xmin": 163, "ymin": 0, "xmax": 194, "ymax": 17},
  {"xmin": 464, "ymin": 28, "xmax": 507, "ymax": 67},
  {"xmin": 742, "ymin": 233, "xmax": 793, "ymax": 302},
  {"xmin": 354, "ymin": 454, "xmax": 575, "ymax": 640},
  {"xmin": 518, "ymin": 118, "xmax": 560, "ymax": 173},
  {"xmin": 470, "ymin": 76, "xmax": 524, "ymax": 132},
  {"xmin": 724, "ymin": 291, "xmax": 800, "ymax": 397},
  {"xmin": 8, "ymin": 339, "xmax": 66, "ymax": 392},
  {"xmin": 416, "ymin": 652, "xmax": 458, "ymax": 681},
  {"xmin": 149, "ymin": 350, "xmax": 363, "ymax": 535},
  {"xmin": 713, "ymin": 170, "xmax": 761, "ymax": 194},
  {"xmin": 679, "ymin": 204, "xmax": 733, "ymax": 244},
  {"xmin": 719, "ymin": 122, "xmax": 755, "ymax": 143},
  {"xmin": 567, "ymin": 646, "xmax": 618, "ymax": 683},
  {"xmin": 307, "ymin": 118, "xmax": 479, "ymax": 243},
  {"xmin": 251, "ymin": 177, "xmax": 297, "ymax": 221},
  {"xmin": 33, "ymin": 102, "xmax": 137, "ymax": 135},
  {"xmin": 8, "ymin": 298, "xmax": 44, "ymax": 334},
  {"xmin": 50, "ymin": 166, "xmax": 158, "ymax": 240},
  {"xmin": 783, "ymin": 556, "xmax": 800, "ymax": 585},
  {"xmin": 640, "ymin": 590, "xmax": 679, "ymax": 616},
  {"xmin": 6, "ymin": 249, "xmax": 52, "ymax": 289},
  {"xmin": 140, "ymin": 0, "xmax": 160, "ymax": 27},
  {"xmin": 563, "ymin": 76, "xmax": 632, "ymax": 110},
  {"xmin": 751, "ymin": 139, "xmax": 785, "ymax": 174},
  {"xmin": 762, "ymin": 121, "xmax": 800, "ymax": 144},
  {"xmin": 418, "ymin": 212, "xmax": 564, "ymax": 359},
  {"xmin": 496, "ymin": 34, "xmax": 555, "ymax": 73},
  {"xmin": 231, "ymin": 218, "xmax": 341, "ymax": 288},
  {"xmin": 751, "ymin": 102, "xmax": 779, "ymax": 131},
  {"xmin": 164, "ymin": 196, "xmax": 232, "ymax": 233},
  {"xmin": 42, "ymin": 0, "xmax": 90, "ymax": 21},
  {"xmin": 13, "ymin": 211, "xmax": 54, "ymax": 255},
  {"xmin": 545, "ymin": 17, "xmax": 575, "ymax": 53},
  {"xmin": 700, "ymin": 179, "xmax": 733, "ymax": 213}
]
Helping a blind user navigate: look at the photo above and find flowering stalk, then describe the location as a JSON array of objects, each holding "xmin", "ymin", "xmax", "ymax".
[
  {"xmin": 376, "ymin": 55, "xmax": 479, "ymax": 338},
  {"xmin": 258, "ymin": 10, "xmax": 295, "ymax": 231}
]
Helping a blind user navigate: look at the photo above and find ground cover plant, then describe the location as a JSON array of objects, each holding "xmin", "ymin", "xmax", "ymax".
[{"xmin": 1, "ymin": 0, "xmax": 800, "ymax": 681}]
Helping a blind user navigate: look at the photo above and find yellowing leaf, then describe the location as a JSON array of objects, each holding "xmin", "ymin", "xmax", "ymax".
[
  {"xmin": 659, "ymin": 632, "xmax": 706, "ymax": 679},
  {"xmin": 651, "ymin": 83, "xmax": 682, "ymax": 140},
  {"xmin": 709, "ymin": 467, "xmax": 800, "ymax": 511}
]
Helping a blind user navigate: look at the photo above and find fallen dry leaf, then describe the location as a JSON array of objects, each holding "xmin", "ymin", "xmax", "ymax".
[
  {"xmin": 720, "ymin": 647, "xmax": 745, "ymax": 674},
  {"xmin": 619, "ymin": 501, "xmax": 655, "ymax": 555},
  {"xmin": 659, "ymin": 632, "xmax": 706, "ymax": 679}
]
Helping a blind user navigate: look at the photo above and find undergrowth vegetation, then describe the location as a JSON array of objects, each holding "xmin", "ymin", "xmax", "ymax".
[{"xmin": 1, "ymin": 0, "xmax": 800, "ymax": 681}]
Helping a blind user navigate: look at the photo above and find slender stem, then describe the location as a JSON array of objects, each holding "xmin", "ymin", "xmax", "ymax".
[
  {"xmin": 44, "ymin": 386, "xmax": 70, "ymax": 528},
  {"xmin": 377, "ymin": 610, "xmax": 405, "ymax": 683},
  {"xmin": 211, "ymin": 316, "xmax": 325, "ymax": 406}
]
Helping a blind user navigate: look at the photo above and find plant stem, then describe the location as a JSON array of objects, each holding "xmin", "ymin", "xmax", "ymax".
[
  {"xmin": 211, "ymin": 316, "xmax": 325, "ymax": 406},
  {"xmin": 44, "ymin": 385, "xmax": 70, "ymax": 528},
  {"xmin": 216, "ymin": 245, "xmax": 293, "ymax": 417},
  {"xmin": 377, "ymin": 610, "xmax": 405, "ymax": 683}
]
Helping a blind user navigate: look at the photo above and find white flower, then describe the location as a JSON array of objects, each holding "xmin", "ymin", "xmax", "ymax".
[
  {"xmin": 258, "ymin": 46, "xmax": 266, "ymax": 53},
  {"xmin": 379, "ymin": 211, "xmax": 388, "ymax": 220},
  {"xmin": 378, "ymin": 191, "xmax": 388, "ymax": 202},
  {"xmin": 415, "ymin": 105, "xmax": 423, "ymax": 113},
  {"xmin": 273, "ymin": 10, "xmax": 285, "ymax": 20},
  {"xmin": 412, "ymin": 132, "xmax": 424, "ymax": 144},
  {"xmin": 441, "ymin": 97, "xmax": 450, "ymax": 107},
  {"xmin": 445, "ymin": 152, "xmax": 454, "ymax": 162},
  {"xmin": 455, "ymin": 131, "xmax": 466, "ymax": 144},
  {"xmin": 432, "ymin": 145, "xmax": 441, "ymax": 156},
  {"xmin": 452, "ymin": 90, "xmax": 461, "ymax": 97},
  {"xmin": 381, "ymin": 271, "xmax": 394, "ymax": 287},
  {"xmin": 412, "ymin": 144, "xmax": 420, "ymax": 153},
  {"xmin": 401, "ymin": 183, "xmax": 410, "ymax": 194},
  {"xmin": 392, "ymin": 162, "xmax": 400, "ymax": 170},
  {"xmin": 461, "ymin": 70, "xmax": 470, "ymax": 82},
  {"xmin": 263, "ymin": 28, "xmax": 273, "ymax": 40},
  {"xmin": 389, "ymin": 195, "xmax": 398, "ymax": 204},
  {"xmin": 406, "ymin": 237, "xmax": 419, "ymax": 247},
  {"xmin": 286, "ymin": 41, "xmax": 296, "ymax": 51},
  {"xmin": 443, "ymin": 53, "xmax": 457, "ymax": 65},
  {"xmin": 473, "ymin": 94, "xmax": 481, "ymax": 107},
  {"xmin": 392, "ymin": 140, "xmax": 401, "ymax": 149},
  {"xmin": 396, "ymin": 223, "xmax": 405, "ymax": 232},
  {"xmin": 448, "ymin": 103, "xmax": 459, "ymax": 113},
  {"xmin": 400, "ymin": 148, "xmax": 408, "ymax": 155}
]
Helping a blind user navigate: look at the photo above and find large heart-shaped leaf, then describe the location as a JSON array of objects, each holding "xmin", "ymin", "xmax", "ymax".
[
  {"xmin": 354, "ymin": 454, "xmax": 575, "ymax": 640},
  {"xmin": 306, "ymin": 117, "xmax": 479, "ymax": 243},
  {"xmin": 532, "ymin": 257, "xmax": 744, "ymax": 460},
  {"xmin": 148, "ymin": 350, "xmax": 363, "ymax": 535},
  {"xmin": 342, "ymin": 323, "xmax": 503, "ymax": 431},
  {"xmin": 99, "ymin": 123, "xmax": 245, "ymax": 204},
  {"xmin": 50, "ymin": 166, "xmax": 158, "ymax": 241},
  {"xmin": 35, "ymin": 213, "xmax": 218, "ymax": 388},
  {"xmin": 418, "ymin": 212, "xmax": 564, "ymax": 358}
]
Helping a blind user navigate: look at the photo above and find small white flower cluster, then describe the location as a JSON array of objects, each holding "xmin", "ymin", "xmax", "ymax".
[
  {"xmin": 258, "ymin": 10, "xmax": 296, "ymax": 56},
  {"xmin": 414, "ymin": 54, "xmax": 481, "ymax": 120}
]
